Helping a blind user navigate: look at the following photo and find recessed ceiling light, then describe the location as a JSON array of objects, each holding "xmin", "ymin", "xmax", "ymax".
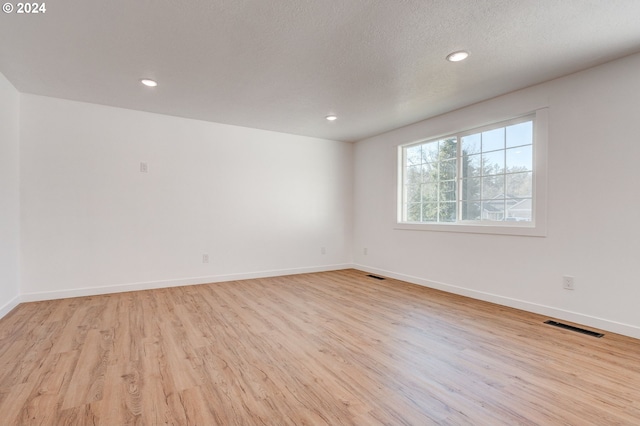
[
  {"xmin": 140, "ymin": 78, "xmax": 158, "ymax": 87},
  {"xmin": 325, "ymin": 115, "xmax": 338, "ymax": 121},
  {"xmin": 446, "ymin": 51, "xmax": 469, "ymax": 62}
]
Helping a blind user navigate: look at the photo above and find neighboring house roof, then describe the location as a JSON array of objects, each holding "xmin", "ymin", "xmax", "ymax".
[
  {"xmin": 481, "ymin": 195, "xmax": 532, "ymax": 217},
  {"xmin": 509, "ymin": 198, "xmax": 532, "ymax": 212}
]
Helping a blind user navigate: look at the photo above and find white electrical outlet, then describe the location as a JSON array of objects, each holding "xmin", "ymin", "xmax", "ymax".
[
  {"xmin": 321, "ymin": 247, "xmax": 326, "ymax": 255},
  {"xmin": 563, "ymin": 275, "xmax": 575, "ymax": 290},
  {"xmin": 140, "ymin": 162, "xmax": 148, "ymax": 173},
  {"xmin": 363, "ymin": 247, "xmax": 368, "ymax": 255},
  {"xmin": 202, "ymin": 254, "xmax": 209, "ymax": 264}
]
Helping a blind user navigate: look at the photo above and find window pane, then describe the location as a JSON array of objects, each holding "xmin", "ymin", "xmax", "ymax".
[
  {"xmin": 506, "ymin": 172, "xmax": 532, "ymax": 198},
  {"xmin": 482, "ymin": 150, "xmax": 505, "ymax": 175},
  {"xmin": 461, "ymin": 133, "xmax": 481, "ymax": 155},
  {"xmin": 506, "ymin": 198, "xmax": 532, "ymax": 221},
  {"xmin": 439, "ymin": 138, "xmax": 457, "ymax": 160},
  {"xmin": 482, "ymin": 128, "xmax": 505, "ymax": 152},
  {"xmin": 422, "ymin": 203, "xmax": 438, "ymax": 222},
  {"xmin": 439, "ymin": 181, "xmax": 456, "ymax": 201},
  {"xmin": 422, "ymin": 141, "xmax": 439, "ymax": 163},
  {"xmin": 405, "ymin": 165, "xmax": 422, "ymax": 184},
  {"xmin": 482, "ymin": 200, "xmax": 505, "ymax": 221},
  {"xmin": 422, "ymin": 182, "xmax": 438, "ymax": 201},
  {"xmin": 422, "ymin": 163, "xmax": 438, "ymax": 183},
  {"xmin": 506, "ymin": 121, "xmax": 532, "ymax": 148},
  {"xmin": 406, "ymin": 145, "xmax": 422, "ymax": 166},
  {"xmin": 440, "ymin": 202, "xmax": 457, "ymax": 222},
  {"xmin": 462, "ymin": 153, "xmax": 481, "ymax": 178},
  {"xmin": 440, "ymin": 159, "xmax": 457, "ymax": 180},
  {"xmin": 482, "ymin": 175, "xmax": 504, "ymax": 199},
  {"xmin": 461, "ymin": 177, "xmax": 481, "ymax": 201},
  {"xmin": 462, "ymin": 201, "xmax": 481, "ymax": 220},
  {"xmin": 406, "ymin": 203, "xmax": 421, "ymax": 222},
  {"xmin": 506, "ymin": 146, "xmax": 532, "ymax": 172},
  {"xmin": 406, "ymin": 185, "xmax": 421, "ymax": 203}
]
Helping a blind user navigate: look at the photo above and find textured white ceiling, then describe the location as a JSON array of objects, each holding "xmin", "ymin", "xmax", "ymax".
[{"xmin": 2, "ymin": 0, "xmax": 640, "ymax": 142}]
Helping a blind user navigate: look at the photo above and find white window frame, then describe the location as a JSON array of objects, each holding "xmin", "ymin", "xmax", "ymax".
[{"xmin": 396, "ymin": 108, "xmax": 548, "ymax": 237}]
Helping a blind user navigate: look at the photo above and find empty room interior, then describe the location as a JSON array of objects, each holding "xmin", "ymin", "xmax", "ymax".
[{"xmin": 2, "ymin": 1, "xmax": 640, "ymax": 424}]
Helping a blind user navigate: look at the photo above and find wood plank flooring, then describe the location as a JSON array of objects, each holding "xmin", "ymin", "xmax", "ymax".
[{"xmin": 0, "ymin": 269, "xmax": 639, "ymax": 425}]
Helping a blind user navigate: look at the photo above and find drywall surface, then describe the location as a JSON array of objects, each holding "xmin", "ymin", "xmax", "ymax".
[
  {"xmin": 353, "ymin": 52, "xmax": 640, "ymax": 338},
  {"xmin": 20, "ymin": 95, "xmax": 352, "ymax": 299},
  {"xmin": 0, "ymin": 73, "xmax": 21, "ymax": 316}
]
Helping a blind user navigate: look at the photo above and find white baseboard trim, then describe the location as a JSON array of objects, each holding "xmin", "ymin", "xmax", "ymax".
[
  {"xmin": 353, "ymin": 264, "xmax": 640, "ymax": 340},
  {"xmin": 0, "ymin": 294, "xmax": 21, "ymax": 320},
  {"xmin": 16, "ymin": 263, "xmax": 639, "ymax": 340},
  {"xmin": 20, "ymin": 263, "xmax": 353, "ymax": 303}
]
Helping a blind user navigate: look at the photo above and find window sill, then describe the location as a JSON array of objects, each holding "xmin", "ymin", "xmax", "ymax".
[{"xmin": 394, "ymin": 221, "xmax": 546, "ymax": 237}]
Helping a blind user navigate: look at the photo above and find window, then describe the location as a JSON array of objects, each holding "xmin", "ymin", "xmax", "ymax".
[{"xmin": 397, "ymin": 110, "xmax": 547, "ymax": 236}]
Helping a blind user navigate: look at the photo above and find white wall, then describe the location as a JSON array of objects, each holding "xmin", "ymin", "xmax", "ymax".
[
  {"xmin": 353, "ymin": 52, "xmax": 640, "ymax": 338},
  {"xmin": 0, "ymin": 73, "xmax": 21, "ymax": 316},
  {"xmin": 20, "ymin": 95, "xmax": 352, "ymax": 300}
]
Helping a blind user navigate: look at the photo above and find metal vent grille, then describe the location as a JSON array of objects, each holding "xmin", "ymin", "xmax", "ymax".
[
  {"xmin": 366, "ymin": 274, "xmax": 385, "ymax": 280},
  {"xmin": 544, "ymin": 320, "xmax": 604, "ymax": 338}
]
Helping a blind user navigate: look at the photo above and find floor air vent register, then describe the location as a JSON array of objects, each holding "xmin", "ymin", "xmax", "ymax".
[
  {"xmin": 367, "ymin": 274, "xmax": 386, "ymax": 280},
  {"xmin": 544, "ymin": 320, "xmax": 604, "ymax": 338}
]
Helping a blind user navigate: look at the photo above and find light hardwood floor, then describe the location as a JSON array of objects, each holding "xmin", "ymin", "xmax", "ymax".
[{"xmin": 0, "ymin": 269, "xmax": 638, "ymax": 425}]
